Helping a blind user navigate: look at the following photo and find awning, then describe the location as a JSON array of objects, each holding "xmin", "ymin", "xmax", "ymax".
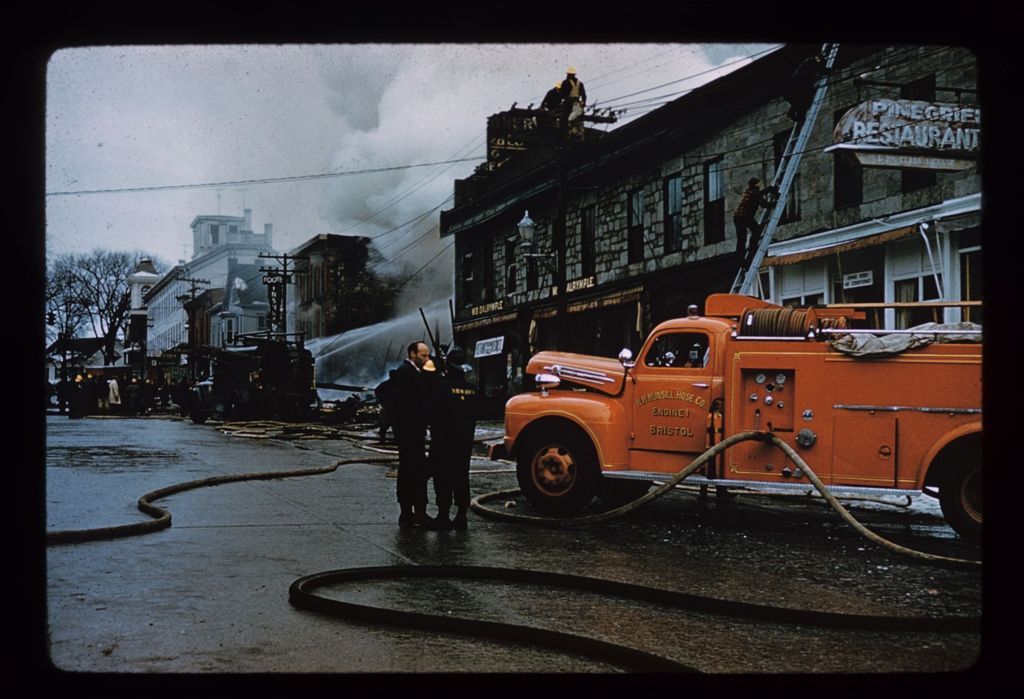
[{"xmin": 761, "ymin": 225, "xmax": 917, "ymax": 267}]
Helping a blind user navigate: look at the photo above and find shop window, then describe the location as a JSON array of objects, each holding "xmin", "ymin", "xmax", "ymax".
[
  {"xmin": 901, "ymin": 75, "xmax": 938, "ymax": 192},
  {"xmin": 959, "ymin": 231, "xmax": 982, "ymax": 325},
  {"xmin": 834, "ymin": 107, "xmax": 863, "ymax": 208},
  {"xmin": 581, "ymin": 206, "xmax": 596, "ymax": 276},
  {"xmin": 628, "ymin": 189, "xmax": 645, "ymax": 263},
  {"xmin": 703, "ymin": 158, "xmax": 725, "ymax": 244},
  {"xmin": 773, "ymin": 130, "xmax": 801, "ymax": 223},
  {"xmin": 664, "ymin": 174, "xmax": 684, "ymax": 253},
  {"xmin": 894, "ymin": 275, "xmax": 941, "ymax": 329},
  {"xmin": 644, "ymin": 332, "xmax": 710, "ymax": 369}
]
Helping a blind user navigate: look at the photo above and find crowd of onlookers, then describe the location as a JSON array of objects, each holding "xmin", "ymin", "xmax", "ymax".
[{"xmin": 50, "ymin": 374, "xmax": 195, "ymax": 419}]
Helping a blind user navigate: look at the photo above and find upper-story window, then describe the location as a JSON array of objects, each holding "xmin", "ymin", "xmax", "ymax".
[
  {"xmin": 461, "ymin": 251, "xmax": 474, "ymax": 306},
  {"xmin": 505, "ymin": 236, "xmax": 518, "ymax": 294},
  {"xmin": 580, "ymin": 205, "xmax": 596, "ymax": 276},
  {"xmin": 834, "ymin": 107, "xmax": 863, "ymax": 208},
  {"xmin": 628, "ymin": 189, "xmax": 645, "ymax": 263},
  {"xmin": 210, "ymin": 225, "xmax": 220, "ymax": 245},
  {"xmin": 773, "ymin": 130, "xmax": 801, "ymax": 223},
  {"xmin": 901, "ymin": 74, "xmax": 938, "ymax": 192},
  {"xmin": 664, "ymin": 174, "xmax": 684, "ymax": 253},
  {"xmin": 703, "ymin": 158, "xmax": 725, "ymax": 244}
]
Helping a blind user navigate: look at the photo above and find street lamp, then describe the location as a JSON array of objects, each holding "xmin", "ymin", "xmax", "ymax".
[{"xmin": 517, "ymin": 210, "xmax": 556, "ymax": 267}]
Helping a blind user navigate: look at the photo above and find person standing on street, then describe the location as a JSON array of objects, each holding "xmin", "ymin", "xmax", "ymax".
[
  {"xmin": 425, "ymin": 347, "xmax": 480, "ymax": 531},
  {"xmin": 108, "ymin": 376, "xmax": 122, "ymax": 415},
  {"xmin": 392, "ymin": 341, "xmax": 434, "ymax": 528}
]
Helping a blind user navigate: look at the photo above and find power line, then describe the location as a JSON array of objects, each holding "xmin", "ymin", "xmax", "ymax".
[{"xmin": 45, "ymin": 157, "xmax": 484, "ymax": 197}]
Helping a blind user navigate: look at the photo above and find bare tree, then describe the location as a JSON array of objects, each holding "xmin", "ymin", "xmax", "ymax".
[{"xmin": 46, "ymin": 249, "xmax": 167, "ymax": 364}]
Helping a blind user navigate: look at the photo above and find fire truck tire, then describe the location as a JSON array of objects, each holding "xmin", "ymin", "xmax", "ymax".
[
  {"xmin": 938, "ymin": 461, "xmax": 981, "ymax": 544},
  {"xmin": 516, "ymin": 430, "xmax": 598, "ymax": 515},
  {"xmin": 597, "ymin": 478, "xmax": 653, "ymax": 508},
  {"xmin": 189, "ymin": 411, "xmax": 208, "ymax": 425}
]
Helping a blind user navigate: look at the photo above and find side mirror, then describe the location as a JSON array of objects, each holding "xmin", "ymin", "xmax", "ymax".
[
  {"xmin": 535, "ymin": 373, "xmax": 561, "ymax": 396},
  {"xmin": 618, "ymin": 348, "xmax": 636, "ymax": 369}
]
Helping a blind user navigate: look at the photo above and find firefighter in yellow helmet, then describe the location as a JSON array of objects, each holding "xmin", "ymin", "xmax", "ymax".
[{"xmin": 559, "ymin": 67, "xmax": 587, "ymax": 138}]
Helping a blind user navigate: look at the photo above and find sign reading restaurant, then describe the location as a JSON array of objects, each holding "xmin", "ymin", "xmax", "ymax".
[{"xmin": 828, "ymin": 99, "xmax": 980, "ymax": 171}]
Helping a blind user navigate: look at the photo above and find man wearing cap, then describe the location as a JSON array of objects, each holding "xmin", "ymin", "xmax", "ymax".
[{"xmin": 425, "ymin": 347, "xmax": 480, "ymax": 531}]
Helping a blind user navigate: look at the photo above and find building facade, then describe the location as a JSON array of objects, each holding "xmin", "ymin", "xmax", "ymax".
[
  {"xmin": 144, "ymin": 208, "xmax": 277, "ymax": 359},
  {"xmin": 290, "ymin": 234, "xmax": 397, "ymax": 341},
  {"xmin": 439, "ymin": 44, "xmax": 981, "ymax": 414}
]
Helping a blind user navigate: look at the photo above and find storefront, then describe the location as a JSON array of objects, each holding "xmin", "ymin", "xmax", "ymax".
[{"xmin": 764, "ymin": 193, "xmax": 980, "ymax": 328}]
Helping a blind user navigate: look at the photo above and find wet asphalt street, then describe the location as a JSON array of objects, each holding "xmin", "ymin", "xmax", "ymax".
[{"xmin": 39, "ymin": 412, "xmax": 984, "ymax": 681}]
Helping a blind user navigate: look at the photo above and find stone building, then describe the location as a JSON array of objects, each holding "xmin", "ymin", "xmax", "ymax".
[{"xmin": 439, "ymin": 44, "xmax": 981, "ymax": 413}]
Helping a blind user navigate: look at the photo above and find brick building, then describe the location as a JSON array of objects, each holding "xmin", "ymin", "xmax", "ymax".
[{"xmin": 439, "ymin": 44, "xmax": 981, "ymax": 415}]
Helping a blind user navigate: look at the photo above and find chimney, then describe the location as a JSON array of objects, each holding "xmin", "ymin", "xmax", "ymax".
[
  {"xmin": 243, "ymin": 208, "xmax": 252, "ymax": 232},
  {"xmin": 264, "ymin": 223, "xmax": 273, "ymax": 248}
]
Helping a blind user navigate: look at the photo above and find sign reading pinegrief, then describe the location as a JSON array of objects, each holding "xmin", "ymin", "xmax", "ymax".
[{"xmin": 829, "ymin": 99, "xmax": 980, "ymax": 171}]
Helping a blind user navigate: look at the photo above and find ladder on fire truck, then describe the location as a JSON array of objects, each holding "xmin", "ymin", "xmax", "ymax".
[{"xmin": 730, "ymin": 43, "xmax": 841, "ymax": 297}]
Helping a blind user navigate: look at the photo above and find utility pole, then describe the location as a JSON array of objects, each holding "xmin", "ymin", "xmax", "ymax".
[
  {"xmin": 259, "ymin": 252, "xmax": 307, "ymax": 336},
  {"xmin": 176, "ymin": 275, "xmax": 209, "ymax": 377}
]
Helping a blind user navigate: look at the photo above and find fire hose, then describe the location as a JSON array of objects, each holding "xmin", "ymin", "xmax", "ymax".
[
  {"xmin": 470, "ymin": 430, "xmax": 982, "ymax": 568},
  {"xmin": 47, "ymin": 424, "xmax": 980, "ymax": 673}
]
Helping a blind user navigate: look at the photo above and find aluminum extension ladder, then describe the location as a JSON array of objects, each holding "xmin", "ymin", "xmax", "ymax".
[{"xmin": 730, "ymin": 43, "xmax": 841, "ymax": 297}]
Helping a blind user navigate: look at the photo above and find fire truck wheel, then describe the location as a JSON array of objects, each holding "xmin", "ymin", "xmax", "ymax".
[
  {"xmin": 516, "ymin": 430, "xmax": 598, "ymax": 516},
  {"xmin": 597, "ymin": 478, "xmax": 653, "ymax": 508},
  {"xmin": 189, "ymin": 411, "xmax": 208, "ymax": 425},
  {"xmin": 938, "ymin": 461, "xmax": 981, "ymax": 544}
]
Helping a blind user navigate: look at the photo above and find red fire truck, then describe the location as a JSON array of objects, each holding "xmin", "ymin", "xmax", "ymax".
[{"xmin": 491, "ymin": 294, "xmax": 982, "ymax": 542}]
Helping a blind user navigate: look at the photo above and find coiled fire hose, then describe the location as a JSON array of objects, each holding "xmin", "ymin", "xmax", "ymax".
[
  {"xmin": 47, "ymin": 424, "xmax": 980, "ymax": 673},
  {"xmin": 471, "ymin": 430, "xmax": 982, "ymax": 569}
]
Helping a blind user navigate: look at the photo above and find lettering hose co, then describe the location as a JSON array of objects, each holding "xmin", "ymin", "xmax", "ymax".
[{"xmin": 47, "ymin": 426, "xmax": 980, "ymax": 673}]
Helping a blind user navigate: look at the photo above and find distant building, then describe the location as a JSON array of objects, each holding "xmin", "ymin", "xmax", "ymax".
[
  {"xmin": 290, "ymin": 234, "xmax": 397, "ymax": 340},
  {"xmin": 144, "ymin": 208, "xmax": 277, "ymax": 362}
]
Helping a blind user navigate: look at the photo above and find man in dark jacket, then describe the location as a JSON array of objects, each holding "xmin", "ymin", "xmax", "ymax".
[
  {"xmin": 391, "ymin": 341, "xmax": 434, "ymax": 527},
  {"xmin": 425, "ymin": 347, "xmax": 479, "ymax": 531},
  {"xmin": 733, "ymin": 178, "xmax": 773, "ymax": 266}
]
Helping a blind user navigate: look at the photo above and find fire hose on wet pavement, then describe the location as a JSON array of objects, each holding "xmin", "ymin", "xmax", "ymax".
[{"xmin": 47, "ymin": 424, "xmax": 981, "ymax": 673}]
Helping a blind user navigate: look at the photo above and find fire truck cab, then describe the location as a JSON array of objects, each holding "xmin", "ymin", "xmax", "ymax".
[{"xmin": 496, "ymin": 294, "xmax": 982, "ymax": 542}]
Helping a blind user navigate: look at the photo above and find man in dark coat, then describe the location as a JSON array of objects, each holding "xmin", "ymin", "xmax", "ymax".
[
  {"xmin": 425, "ymin": 347, "xmax": 480, "ymax": 531},
  {"xmin": 391, "ymin": 340, "xmax": 434, "ymax": 527},
  {"xmin": 783, "ymin": 52, "xmax": 826, "ymax": 122}
]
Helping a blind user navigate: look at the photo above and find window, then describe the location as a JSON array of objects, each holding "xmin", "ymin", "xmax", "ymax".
[
  {"xmin": 481, "ymin": 237, "xmax": 495, "ymax": 302},
  {"xmin": 773, "ymin": 130, "xmax": 801, "ymax": 223},
  {"xmin": 644, "ymin": 332, "xmax": 710, "ymax": 369},
  {"xmin": 901, "ymin": 75, "xmax": 938, "ymax": 192},
  {"xmin": 628, "ymin": 189, "xmax": 645, "ymax": 263},
  {"xmin": 505, "ymin": 237, "xmax": 518, "ymax": 294},
  {"xmin": 461, "ymin": 251, "xmax": 474, "ymax": 306},
  {"xmin": 894, "ymin": 275, "xmax": 941, "ymax": 329},
  {"xmin": 581, "ymin": 206, "xmax": 596, "ymax": 276},
  {"xmin": 703, "ymin": 158, "xmax": 725, "ymax": 244},
  {"xmin": 210, "ymin": 225, "xmax": 220, "ymax": 245},
  {"xmin": 229, "ymin": 225, "xmax": 238, "ymax": 236},
  {"xmin": 664, "ymin": 174, "xmax": 684, "ymax": 253},
  {"xmin": 834, "ymin": 108, "xmax": 863, "ymax": 208},
  {"xmin": 257, "ymin": 314, "xmax": 267, "ymax": 330},
  {"xmin": 959, "ymin": 230, "xmax": 982, "ymax": 325}
]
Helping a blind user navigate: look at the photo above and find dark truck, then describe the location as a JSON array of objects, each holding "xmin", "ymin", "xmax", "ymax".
[{"xmin": 189, "ymin": 333, "xmax": 317, "ymax": 423}]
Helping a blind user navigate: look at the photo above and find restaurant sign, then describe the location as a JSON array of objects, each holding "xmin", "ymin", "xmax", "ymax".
[{"xmin": 827, "ymin": 99, "xmax": 980, "ymax": 171}]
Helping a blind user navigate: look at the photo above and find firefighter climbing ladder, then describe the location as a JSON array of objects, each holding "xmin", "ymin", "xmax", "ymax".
[{"xmin": 731, "ymin": 43, "xmax": 841, "ymax": 298}]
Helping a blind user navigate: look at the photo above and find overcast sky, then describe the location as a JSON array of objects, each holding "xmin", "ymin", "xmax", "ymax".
[{"xmin": 45, "ymin": 43, "xmax": 779, "ymax": 300}]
